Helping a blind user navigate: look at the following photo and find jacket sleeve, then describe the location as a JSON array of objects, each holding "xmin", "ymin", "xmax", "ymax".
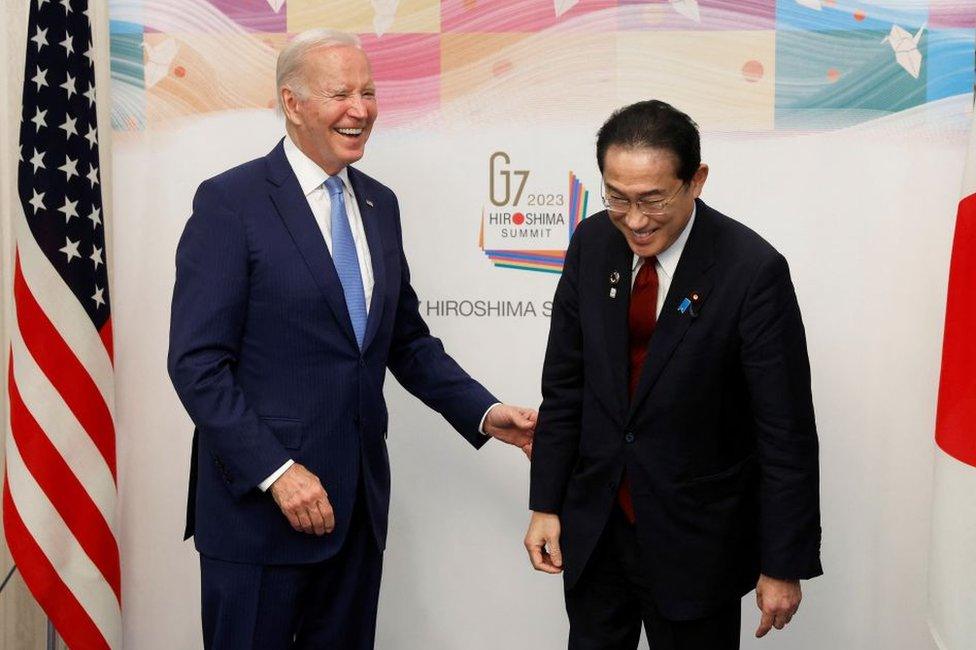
[
  {"xmin": 167, "ymin": 179, "xmax": 291, "ymax": 497},
  {"xmin": 529, "ymin": 223, "xmax": 585, "ymax": 514},
  {"xmin": 384, "ymin": 193, "xmax": 498, "ymax": 448},
  {"xmin": 739, "ymin": 252, "xmax": 822, "ymax": 580}
]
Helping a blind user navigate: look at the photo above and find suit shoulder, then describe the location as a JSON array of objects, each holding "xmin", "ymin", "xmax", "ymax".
[
  {"xmin": 199, "ymin": 156, "xmax": 266, "ymax": 194},
  {"xmin": 573, "ymin": 211, "xmax": 615, "ymax": 242},
  {"xmin": 703, "ymin": 203, "xmax": 783, "ymax": 263}
]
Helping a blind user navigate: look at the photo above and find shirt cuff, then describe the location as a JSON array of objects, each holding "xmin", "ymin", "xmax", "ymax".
[
  {"xmin": 258, "ymin": 459, "xmax": 295, "ymax": 492},
  {"xmin": 479, "ymin": 402, "xmax": 502, "ymax": 437}
]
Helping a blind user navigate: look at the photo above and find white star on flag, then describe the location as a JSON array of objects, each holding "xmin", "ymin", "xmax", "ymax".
[
  {"xmin": 60, "ymin": 34, "xmax": 74, "ymax": 55},
  {"xmin": 83, "ymin": 83, "xmax": 95, "ymax": 106},
  {"xmin": 87, "ymin": 206, "xmax": 101, "ymax": 227},
  {"xmin": 90, "ymin": 245, "xmax": 103, "ymax": 270},
  {"xmin": 92, "ymin": 285, "xmax": 105, "ymax": 307},
  {"xmin": 59, "ymin": 237, "xmax": 81, "ymax": 262},
  {"xmin": 86, "ymin": 163, "xmax": 99, "ymax": 188},
  {"xmin": 58, "ymin": 155, "xmax": 79, "ymax": 180},
  {"xmin": 29, "ymin": 149, "xmax": 46, "ymax": 172},
  {"xmin": 60, "ymin": 114, "xmax": 77, "ymax": 138},
  {"xmin": 32, "ymin": 65, "xmax": 48, "ymax": 90},
  {"xmin": 31, "ymin": 26, "xmax": 48, "ymax": 50},
  {"xmin": 28, "ymin": 189, "xmax": 45, "ymax": 214},
  {"xmin": 83, "ymin": 123, "xmax": 97, "ymax": 148},
  {"xmin": 61, "ymin": 73, "xmax": 76, "ymax": 98},
  {"xmin": 58, "ymin": 197, "xmax": 79, "ymax": 222},
  {"xmin": 60, "ymin": 0, "xmax": 72, "ymax": 14},
  {"xmin": 84, "ymin": 40, "xmax": 94, "ymax": 64},
  {"xmin": 31, "ymin": 107, "xmax": 47, "ymax": 131}
]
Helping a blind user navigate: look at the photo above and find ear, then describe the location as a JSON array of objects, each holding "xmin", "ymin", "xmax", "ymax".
[
  {"xmin": 280, "ymin": 87, "xmax": 303, "ymax": 126},
  {"xmin": 690, "ymin": 163, "xmax": 709, "ymax": 198}
]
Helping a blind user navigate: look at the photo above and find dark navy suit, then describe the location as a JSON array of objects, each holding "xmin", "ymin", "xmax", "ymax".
[
  {"xmin": 530, "ymin": 201, "xmax": 822, "ymax": 647},
  {"xmin": 168, "ymin": 140, "xmax": 496, "ymax": 647}
]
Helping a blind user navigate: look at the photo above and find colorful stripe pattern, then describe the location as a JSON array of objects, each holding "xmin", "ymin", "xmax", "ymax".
[{"xmin": 480, "ymin": 173, "xmax": 590, "ymax": 274}]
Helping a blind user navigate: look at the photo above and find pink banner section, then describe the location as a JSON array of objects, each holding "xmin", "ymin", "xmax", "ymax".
[
  {"xmin": 441, "ymin": 0, "xmax": 617, "ymax": 32},
  {"xmin": 935, "ymin": 192, "xmax": 976, "ymax": 469}
]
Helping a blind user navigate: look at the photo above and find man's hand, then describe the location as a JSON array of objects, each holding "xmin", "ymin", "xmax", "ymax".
[
  {"xmin": 269, "ymin": 463, "xmax": 335, "ymax": 536},
  {"xmin": 524, "ymin": 511, "xmax": 563, "ymax": 574},
  {"xmin": 484, "ymin": 404, "xmax": 537, "ymax": 457},
  {"xmin": 755, "ymin": 574, "xmax": 801, "ymax": 638}
]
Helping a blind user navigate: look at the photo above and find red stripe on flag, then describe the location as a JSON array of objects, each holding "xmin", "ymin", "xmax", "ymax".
[
  {"xmin": 13, "ymin": 254, "xmax": 116, "ymax": 479},
  {"xmin": 8, "ymin": 361, "xmax": 122, "ymax": 601},
  {"xmin": 935, "ymin": 192, "xmax": 976, "ymax": 468},
  {"xmin": 100, "ymin": 317, "xmax": 114, "ymax": 364},
  {"xmin": 3, "ymin": 475, "xmax": 111, "ymax": 650}
]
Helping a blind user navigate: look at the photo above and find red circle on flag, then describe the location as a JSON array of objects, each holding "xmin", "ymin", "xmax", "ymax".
[{"xmin": 513, "ymin": 213, "xmax": 525, "ymax": 225}]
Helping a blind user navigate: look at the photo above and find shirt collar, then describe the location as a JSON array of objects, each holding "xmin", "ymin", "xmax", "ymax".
[
  {"xmin": 633, "ymin": 202, "xmax": 697, "ymax": 281},
  {"xmin": 282, "ymin": 135, "xmax": 351, "ymax": 197}
]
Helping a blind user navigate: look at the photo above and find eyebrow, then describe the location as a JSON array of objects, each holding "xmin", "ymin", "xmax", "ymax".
[{"xmin": 604, "ymin": 182, "xmax": 665, "ymax": 198}]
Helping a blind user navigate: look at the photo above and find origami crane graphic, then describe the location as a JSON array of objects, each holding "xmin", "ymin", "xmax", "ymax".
[
  {"xmin": 794, "ymin": 0, "xmax": 822, "ymax": 9},
  {"xmin": 143, "ymin": 38, "xmax": 179, "ymax": 89},
  {"xmin": 554, "ymin": 0, "xmax": 579, "ymax": 17},
  {"xmin": 882, "ymin": 23, "xmax": 926, "ymax": 79},
  {"xmin": 371, "ymin": 0, "xmax": 400, "ymax": 36},
  {"xmin": 265, "ymin": 0, "xmax": 284, "ymax": 12},
  {"xmin": 670, "ymin": 0, "xmax": 701, "ymax": 23}
]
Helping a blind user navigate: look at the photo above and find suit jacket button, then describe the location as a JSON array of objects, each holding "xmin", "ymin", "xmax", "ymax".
[{"xmin": 624, "ymin": 432, "xmax": 635, "ymax": 443}]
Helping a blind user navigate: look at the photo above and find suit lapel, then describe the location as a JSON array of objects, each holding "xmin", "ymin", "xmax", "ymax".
[
  {"xmin": 348, "ymin": 166, "xmax": 387, "ymax": 353},
  {"xmin": 265, "ymin": 141, "xmax": 359, "ymax": 349},
  {"xmin": 600, "ymin": 227, "xmax": 633, "ymax": 419},
  {"xmin": 627, "ymin": 201, "xmax": 716, "ymax": 420}
]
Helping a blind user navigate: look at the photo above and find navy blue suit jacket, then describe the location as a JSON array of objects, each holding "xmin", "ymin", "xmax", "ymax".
[
  {"xmin": 168, "ymin": 140, "xmax": 497, "ymax": 565},
  {"xmin": 530, "ymin": 201, "xmax": 822, "ymax": 620}
]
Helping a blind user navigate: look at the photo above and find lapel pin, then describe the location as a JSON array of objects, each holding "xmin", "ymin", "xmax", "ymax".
[
  {"xmin": 365, "ymin": 199, "xmax": 374, "ymax": 208},
  {"xmin": 678, "ymin": 291, "xmax": 701, "ymax": 318},
  {"xmin": 609, "ymin": 271, "xmax": 620, "ymax": 286},
  {"xmin": 610, "ymin": 288, "xmax": 617, "ymax": 299}
]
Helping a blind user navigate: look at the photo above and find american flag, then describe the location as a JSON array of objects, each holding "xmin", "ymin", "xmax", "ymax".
[{"xmin": 3, "ymin": 0, "xmax": 120, "ymax": 648}]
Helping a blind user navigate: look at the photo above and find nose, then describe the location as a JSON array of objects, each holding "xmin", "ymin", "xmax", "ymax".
[
  {"xmin": 622, "ymin": 204, "xmax": 648, "ymax": 230},
  {"xmin": 347, "ymin": 94, "xmax": 366, "ymax": 118}
]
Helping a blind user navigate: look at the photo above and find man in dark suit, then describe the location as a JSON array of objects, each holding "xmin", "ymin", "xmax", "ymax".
[
  {"xmin": 168, "ymin": 29, "xmax": 535, "ymax": 650},
  {"xmin": 524, "ymin": 100, "xmax": 821, "ymax": 649}
]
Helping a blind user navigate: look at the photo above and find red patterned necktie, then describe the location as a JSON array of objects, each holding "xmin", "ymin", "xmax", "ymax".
[{"xmin": 618, "ymin": 257, "xmax": 658, "ymax": 524}]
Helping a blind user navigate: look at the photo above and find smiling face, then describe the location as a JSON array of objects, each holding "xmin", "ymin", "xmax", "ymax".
[
  {"xmin": 602, "ymin": 145, "xmax": 708, "ymax": 259},
  {"xmin": 281, "ymin": 45, "xmax": 377, "ymax": 175}
]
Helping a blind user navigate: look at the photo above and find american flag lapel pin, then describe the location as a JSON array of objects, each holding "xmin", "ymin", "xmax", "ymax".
[{"xmin": 609, "ymin": 270, "xmax": 620, "ymax": 298}]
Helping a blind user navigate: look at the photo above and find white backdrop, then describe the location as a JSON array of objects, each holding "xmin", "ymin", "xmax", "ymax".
[{"xmin": 109, "ymin": 95, "xmax": 968, "ymax": 648}]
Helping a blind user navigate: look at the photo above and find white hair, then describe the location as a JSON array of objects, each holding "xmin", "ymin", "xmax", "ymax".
[{"xmin": 275, "ymin": 29, "xmax": 362, "ymax": 113}]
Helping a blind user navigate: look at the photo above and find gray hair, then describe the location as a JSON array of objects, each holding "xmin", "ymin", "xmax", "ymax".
[{"xmin": 276, "ymin": 29, "xmax": 362, "ymax": 113}]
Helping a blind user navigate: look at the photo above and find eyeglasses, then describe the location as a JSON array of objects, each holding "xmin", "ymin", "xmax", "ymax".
[{"xmin": 601, "ymin": 181, "xmax": 687, "ymax": 217}]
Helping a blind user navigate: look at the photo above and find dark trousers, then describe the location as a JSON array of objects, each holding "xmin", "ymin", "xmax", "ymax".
[
  {"xmin": 199, "ymin": 490, "xmax": 383, "ymax": 650},
  {"xmin": 565, "ymin": 508, "xmax": 741, "ymax": 650}
]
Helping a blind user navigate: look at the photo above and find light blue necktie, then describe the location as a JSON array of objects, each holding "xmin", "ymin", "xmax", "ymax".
[{"xmin": 325, "ymin": 176, "xmax": 367, "ymax": 349}]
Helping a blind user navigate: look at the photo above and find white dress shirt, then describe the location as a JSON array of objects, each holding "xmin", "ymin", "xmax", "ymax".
[
  {"xmin": 631, "ymin": 204, "xmax": 697, "ymax": 317},
  {"xmin": 282, "ymin": 135, "xmax": 375, "ymax": 310}
]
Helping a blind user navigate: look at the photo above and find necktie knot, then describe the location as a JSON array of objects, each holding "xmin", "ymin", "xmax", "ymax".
[{"xmin": 324, "ymin": 176, "xmax": 344, "ymax": 199}]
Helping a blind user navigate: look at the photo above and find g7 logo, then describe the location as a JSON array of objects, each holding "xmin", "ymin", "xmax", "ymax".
[{"xmin": 489, "ymin": 152, "xmax": 529, "ymax": 207}]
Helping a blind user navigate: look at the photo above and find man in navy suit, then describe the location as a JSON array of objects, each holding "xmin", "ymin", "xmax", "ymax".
[
  {"xmin": 168, "ymin": 29, "xmax": 536, "ymax": 649},
  {"xmin": 524, "ymin": 101, "xmax": 822, "ymax": 649}
]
